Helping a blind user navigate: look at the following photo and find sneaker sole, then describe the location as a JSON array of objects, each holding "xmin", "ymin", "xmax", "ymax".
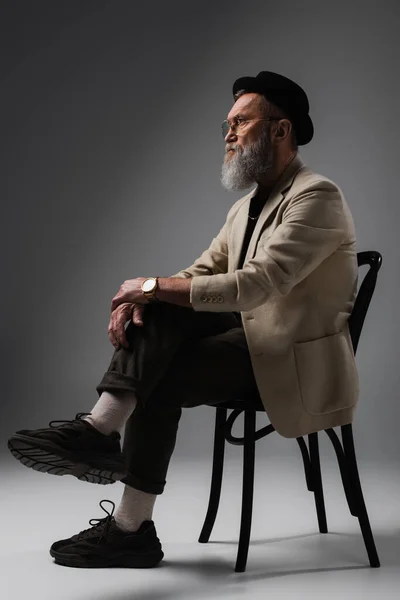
[
  {"xmin": 49, "ymin": 547, "xmax": 164, "ymax": 568},
  {"xmin": 7, "ymin": 434, "xmax": 127, "ymax": 485}
]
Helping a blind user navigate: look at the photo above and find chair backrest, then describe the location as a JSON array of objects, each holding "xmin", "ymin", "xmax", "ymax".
[{"xmin": 348, "ymin": 251, "xmax": 382, "ymax": 354}]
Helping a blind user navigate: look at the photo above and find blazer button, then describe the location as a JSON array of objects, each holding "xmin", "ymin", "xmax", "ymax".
[
  {"xmin": 212, "ymin": 297, "xmax": 218, "ymax": 302},
  {"xmin": 217, "ymin": 296, "xmax": 223, "ymax": 302},
  {"xmin": 200, "ymin": 295, "xmax": 207, "ymax": 302},
  {"xmin": 207, "ymin": 297, "xmax": 212, "ymax": 302}
]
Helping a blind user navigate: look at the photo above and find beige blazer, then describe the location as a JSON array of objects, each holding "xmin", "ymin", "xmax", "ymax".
[{"xmin": 171, "ymin": 153, "xmax": 359, "ymax": 438}]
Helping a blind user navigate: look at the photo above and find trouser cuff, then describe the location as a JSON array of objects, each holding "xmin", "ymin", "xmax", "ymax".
[
  {"xmin": 95, "ymin": 371, "xmax": 140, "ymax": 398},
  {"xmin": 120, "ymin": 471, "xmax": 166, "ymax": 495}
]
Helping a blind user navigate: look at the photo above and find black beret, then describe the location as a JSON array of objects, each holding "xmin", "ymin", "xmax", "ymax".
[{"xmin": 232, "ymin": 71, "xmax": 314, "ymax": 145}]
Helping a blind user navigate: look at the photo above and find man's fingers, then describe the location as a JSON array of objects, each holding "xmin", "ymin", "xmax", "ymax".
[
  {"xmin": 108, "ymin": 303, "xmax": 142, "ymax": 350},
  {"xmin": 115, "ymin": 316, "xmax": 129, "ymax": 347},
  {"xmin": 108, "ymin": 307, "xmax": 129, "ymax": 349},
  {"xmin": 132, "ymin": 304, "xmax": 144, "ymax": 326},
  {"xmin": 107, "ymin": 322, "xmax": 119, "ymax": 349},
  {"xmin": 111, "ymin": 309, "xmax": 129, "ymax": 348}
]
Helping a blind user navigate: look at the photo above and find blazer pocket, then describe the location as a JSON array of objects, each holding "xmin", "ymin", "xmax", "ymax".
[{"xmin": 293, "ymin": 330, "xmax": 359, "ymax": 415}]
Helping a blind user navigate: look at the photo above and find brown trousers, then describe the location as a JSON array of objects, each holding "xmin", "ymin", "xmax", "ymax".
[{"xmin": 96, "ymin": 302, "xmax": 260, "ymax": 494}]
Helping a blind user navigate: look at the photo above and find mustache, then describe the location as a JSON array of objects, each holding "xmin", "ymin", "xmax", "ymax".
[{"xmin": 225, "ymin": 144, "xmax": 242, "ymax": 153}]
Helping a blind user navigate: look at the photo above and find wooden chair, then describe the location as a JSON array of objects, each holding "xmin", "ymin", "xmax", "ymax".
[{"xmin": 199, "ymin": 250, "xmax": 382, "ymax": 572}]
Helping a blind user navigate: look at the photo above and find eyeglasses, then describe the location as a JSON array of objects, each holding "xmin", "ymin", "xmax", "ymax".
[{"xmin": 221, "ymin": 116, "xmax": 282, "ymax": 138}]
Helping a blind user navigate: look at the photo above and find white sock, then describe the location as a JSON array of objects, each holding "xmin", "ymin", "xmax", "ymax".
[
  {"xmin": 114, "ymin": 485, "xmax": 157, "ymax": 532},
  {"xmin": 84, "ymin": 391, "xmax": 137, "ymax": 436}
]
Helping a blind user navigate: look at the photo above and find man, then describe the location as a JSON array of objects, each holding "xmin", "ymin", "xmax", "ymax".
[{"xmin": 7, "ymin": 71, "xmax": 359, "ymax": 568}]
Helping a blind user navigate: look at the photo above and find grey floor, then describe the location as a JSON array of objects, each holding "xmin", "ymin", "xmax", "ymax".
[{"xmin": 1, "ymin": 452, "xmax": 399, "ymax": 600}]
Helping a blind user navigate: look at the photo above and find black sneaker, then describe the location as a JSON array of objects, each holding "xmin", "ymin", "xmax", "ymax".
[
  {"xmin": 7, "ymin": 412, "xmax": 127, "ymax": 485},
  {"xmin": 49, "ymin": 499, "xmax": 164, "ymax": 568}
]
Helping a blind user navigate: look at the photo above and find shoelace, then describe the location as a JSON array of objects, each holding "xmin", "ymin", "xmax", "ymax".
[
  {"xmin": 45, "ymin": 411, "xmax": 120, "ymax": 442},
  {"xmin": 48, "ymin": 412, "xmax": 92, "ymax": 429},
  {"xmin": 75, "ymin": 499, "xmax": 116, "ymax": 545}
]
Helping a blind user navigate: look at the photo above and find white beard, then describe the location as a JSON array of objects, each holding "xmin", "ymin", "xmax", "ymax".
[{"xmin": 220, "ymin": 130, "xmax": 274, "ymax": 191}]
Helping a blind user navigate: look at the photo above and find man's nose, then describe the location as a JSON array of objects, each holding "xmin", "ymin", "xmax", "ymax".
[{"xmin": 225, "ymin": 128, "xmax": 237, "ymax": 143}]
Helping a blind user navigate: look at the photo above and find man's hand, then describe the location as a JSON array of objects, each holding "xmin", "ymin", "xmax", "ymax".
[
  {"xmin": 111, "ymin": 278, "xmax": 148, "ymax": 312},
  {"xmin": 111, "ymin": 276, "xmax": 193, "ymax": 313},
  {"xmin": 108, "ymin": 302, "xmax": 145, "ymax": 350}
]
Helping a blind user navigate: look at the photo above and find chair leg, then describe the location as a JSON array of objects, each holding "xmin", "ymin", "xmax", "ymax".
[
  {"xmin": 341, "ymin": 424, "xmax": 380, "ymax": 568},
  {"xmin": 308, "ymin": 432, "xmax": 328, "ymax": 533},
  {"xmin": 325, "ymin": 428, "xmax": 358, "ymax": 516},
  {"xmin": 296, "ymin": 436, "xmax": 313, "ymax": 490},
  {"xmin": 198, "ymin": 408, "xmax": 227, "ymax": 543},
  {"xmin": 235, "ymin": 409, "xmax": 256, "ymax": 573}
]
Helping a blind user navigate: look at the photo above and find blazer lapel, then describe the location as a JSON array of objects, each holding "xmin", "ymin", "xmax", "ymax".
[{"xmin": 231, "ymin": 153, "xmax": 306, "ymax": 270}]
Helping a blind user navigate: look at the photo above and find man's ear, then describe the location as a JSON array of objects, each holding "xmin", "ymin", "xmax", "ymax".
[{"xmin": 276, "ymin": 119, "xmax": 291, "ymax": 142}]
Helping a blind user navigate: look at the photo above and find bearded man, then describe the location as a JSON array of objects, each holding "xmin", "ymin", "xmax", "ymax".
[{"xmin": 7, "ymin": 71, "xmax": 359, "ymax": 568}]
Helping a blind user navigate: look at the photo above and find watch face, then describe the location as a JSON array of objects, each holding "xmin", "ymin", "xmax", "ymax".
[{"xmin": 143, "ymin": 279, "xmax": 156, "ymax": 292}]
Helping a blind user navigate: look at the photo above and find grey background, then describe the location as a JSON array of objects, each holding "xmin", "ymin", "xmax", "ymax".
[{"xmin": 1, "ymin": 0, "xmax": 399, "ymax": 466}]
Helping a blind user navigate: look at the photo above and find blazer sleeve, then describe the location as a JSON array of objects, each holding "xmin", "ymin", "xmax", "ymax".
[{"xmin": 190, "ymin": 180, "xmax": 349, "ymax": 312}]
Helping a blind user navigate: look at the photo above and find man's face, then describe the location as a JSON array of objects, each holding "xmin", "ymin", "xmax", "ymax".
[{"xmin": 221, "ymin": 92, "xmax": 275, "ymax": 191}]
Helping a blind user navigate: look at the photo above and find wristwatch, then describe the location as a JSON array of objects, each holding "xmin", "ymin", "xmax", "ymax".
[{"xmin": 141, "ymin": 277, "xmax": 161, "ymax": 303}]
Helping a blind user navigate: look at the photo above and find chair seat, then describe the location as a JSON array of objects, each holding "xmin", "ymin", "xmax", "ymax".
[{"xmin": 212, "ymin": 393, "xmax": 265, "ymax": 411}]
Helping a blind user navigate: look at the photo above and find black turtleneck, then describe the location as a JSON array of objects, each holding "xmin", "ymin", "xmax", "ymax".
[
  {"xmin": 237, "ymin": 192, "xmax": 267, "ymax": 271},
  {"xmin": 233, "ymin": 192, "xmax": 267, "ymax": 325}
]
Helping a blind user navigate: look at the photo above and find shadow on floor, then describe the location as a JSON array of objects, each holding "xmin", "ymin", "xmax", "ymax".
[{"xmin": 77, "ymin": 530, "xmax": 399, "ymax": 600}]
